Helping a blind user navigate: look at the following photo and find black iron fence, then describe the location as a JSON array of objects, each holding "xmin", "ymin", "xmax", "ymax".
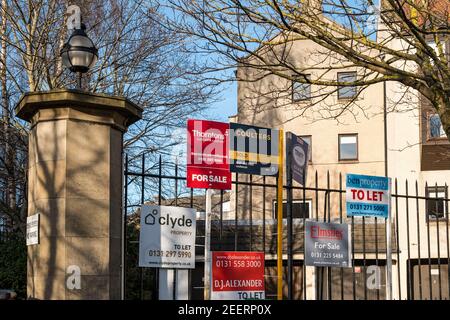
[{"xmin": 124, "ymin": 153, "xmax": 450, "ymax": 300}]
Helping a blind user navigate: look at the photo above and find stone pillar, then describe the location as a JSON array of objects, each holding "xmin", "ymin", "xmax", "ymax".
[{"xmin": 15, "ymin": 90, "xmax": 142, "ymax": 300}]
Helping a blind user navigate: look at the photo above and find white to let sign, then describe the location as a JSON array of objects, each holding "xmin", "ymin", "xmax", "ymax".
[
  {"xmin": 138, "ymin": 205, "xmax": 196, "ymax": 269},
  {"xmin": 26, "ymin": 214, "xmax": 40, "ymax": 246}
]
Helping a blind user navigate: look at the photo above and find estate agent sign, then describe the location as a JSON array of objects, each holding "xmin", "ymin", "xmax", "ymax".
[
  {"xmin": 229, "ymin": 122, "xmax": 279, "ymax": 176},
  {"xmin": 187, "ymin": 119, "xmax": 231, "ymax": 190},
  {"xmin": 304, "ymin": 220, "xmax": 351, "ymax": 268},
  {"xmin": 286, "ymin": 131, "xmax": 309, "ymax": 185},
  {"xmin": 346, "ymin": 174, "xmax": 391, "ymax": 218},
  {"xmin": 139, "ymin": 205, "xmax": 196, "ymax": 269},
  {"xmin": 211, "ymin": 251, "xmax": 265, "ymax": 300}
]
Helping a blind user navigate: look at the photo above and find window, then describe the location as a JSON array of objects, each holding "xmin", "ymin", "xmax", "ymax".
[
  {"xmin": 299, "ymin": 135, "xmax": 312, "ymax": 162},
  {"xmin": 429, "ymin": 114, "xmax": 446, "ymax": 139},
  {"xmin": 272, "ymin": 200, "xmax": 312, "ymax": 220},
  {"xmin": 339, "ymin": 134, "xmax": 358, "ymax": 161},
  {"xmin": 292, "ymin": 75, "xmax": 311, "ymax": 101},
  {"xmin": 337, "ymin": 72, "xmax": 357, "ymax": 99},
  {"xmin": 426, "ymin": 186, "xmax": 447, "ymax": 221}
]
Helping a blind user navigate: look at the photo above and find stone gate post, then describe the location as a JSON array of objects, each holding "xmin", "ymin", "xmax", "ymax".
[{"xmin": 15, "ymin": 89, "xmax": 142, "ymax": 299}]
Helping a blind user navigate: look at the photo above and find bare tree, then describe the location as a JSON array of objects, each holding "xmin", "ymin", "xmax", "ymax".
[
  {"xmin": 167, "ymin": 0, "xmax": 450, "ymax": 138},
  {"xmin": 0, "ymin": 0, "xmax": 28, "ymax": 234},
  {"xmin": 0, "ymin": 0, "xmax": 220, "ymax": 230}
]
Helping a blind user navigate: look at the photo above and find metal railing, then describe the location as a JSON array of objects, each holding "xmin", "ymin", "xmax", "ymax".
[{"xmin": 124, "ymin": 153, "xmax": 450, "ymax": 300}]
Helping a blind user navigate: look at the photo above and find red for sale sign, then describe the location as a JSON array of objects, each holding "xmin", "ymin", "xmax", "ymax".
[
  {"xmin": 211, "ymin": 251, "xmax": 265, "ymax": 300},
  {"xmin": 187, "ymin": 119, "xmax": 231, "ymax": 190}
]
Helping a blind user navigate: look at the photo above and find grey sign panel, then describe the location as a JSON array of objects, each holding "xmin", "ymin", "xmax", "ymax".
[
  {"xmin": 286, "ymin": 132, "xmax": 309, "ymax": 186},
  {"xmin": 304, "ymin": 220, "xmax": 352, "ymax": 268}
]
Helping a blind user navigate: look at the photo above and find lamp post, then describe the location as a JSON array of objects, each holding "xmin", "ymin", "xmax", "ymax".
[{"xmin": 60, "ymin": 23, "xmax": 98, "ymax": 89}]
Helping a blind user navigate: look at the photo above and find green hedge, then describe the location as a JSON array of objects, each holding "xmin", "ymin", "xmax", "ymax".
[{"xmin": 0, "ymin": 235, "xmax": 27, "ymax": 299}]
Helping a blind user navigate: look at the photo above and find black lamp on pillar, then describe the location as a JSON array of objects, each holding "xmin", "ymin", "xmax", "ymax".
[{"xmin": 60, "ymin": 23, "xmax": 98, "ymax": 89}]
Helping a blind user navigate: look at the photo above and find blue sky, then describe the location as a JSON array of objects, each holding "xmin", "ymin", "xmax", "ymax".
[{"xmin": 205, "ymin": 82, "xmax": 238, "ymax": 122}]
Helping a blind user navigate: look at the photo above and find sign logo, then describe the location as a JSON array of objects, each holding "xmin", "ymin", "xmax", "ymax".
[
  {"xmin": 310, "ymin": 225, "xmax": 343, "ymax": 240},
  {"xmin": 144, "ymin": 208, "xmax": 158, "ymax": 225},
  {"xmin": 293, "ymin": 146, "xmax": 306, "ymax": 166}
]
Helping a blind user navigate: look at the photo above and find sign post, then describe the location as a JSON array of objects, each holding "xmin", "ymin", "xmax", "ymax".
[
  {"xmin": 346, "ymin": 173, "xmax": 392, "ymax": 300},
  {"xmin": 211, "ymin": 251, "xmax": 265, "ymax": 300},
  {"xmin": 386, "ymin": 210, "xmax": 392, "ymax": 300},
  {"xmin": 276, "ymin": 129, "xmax": 284, "ymax": 300},
  {"xmin": 204, "ymin": 188, "xmax": 213, "ymax": 300},
  {"xmin": 285, "ymin": 133, "xmax": 293, "ymax": 300},
  {"xmin": 285, "ymin": 132, "xmax": 309, "ymax": 299}
]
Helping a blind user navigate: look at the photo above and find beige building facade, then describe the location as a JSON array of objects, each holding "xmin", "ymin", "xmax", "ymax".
[{"xmin": 229, "ymin": 13, "xmax": 450, "ymax": 300}]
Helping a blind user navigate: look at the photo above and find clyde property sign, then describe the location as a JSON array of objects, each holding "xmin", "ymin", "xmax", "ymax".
[
  {"xmin": 346, "ymin": 174, "xmax": 391, "ymax": 218},
  {"xmin": 138, "ymin": 205, "xmax": 196, "ymax": 269}
]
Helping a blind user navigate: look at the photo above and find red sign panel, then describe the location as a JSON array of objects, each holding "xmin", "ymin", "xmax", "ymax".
[
  {"xmin": 187, "ymin": 119, "xmax": 231, "ymax": 190},
  {"xmin": 186, "ymin": 167, "xmax": 231, "ymax": 190},
  {"xmin": 211, "ymin": 251, "xmax": 265, "ymax": 300}
]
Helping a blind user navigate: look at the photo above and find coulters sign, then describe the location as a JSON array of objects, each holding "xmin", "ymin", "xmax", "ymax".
[
  {"xmin": 346, "ymin": 174, "xmax": 391, "ymax": 219},
  {"xmin": 211, "ymin": 251, "xmax": 265, "ymax": 300},
  {"xmin": 138, "ymin": 205, "xmax": 196, "ymax": 269},
  {"xmin": 187, "ymin": 119, "xmax": 231, "ymax": 190},
  {"xmin": 229, "ymin": 122, "xmax": 279, "ymax": 176},
  {"xmin": 304, "ymin": 220, "xmax": 352, "ymax": 268},
  {"xmin": 26, "ymin": 213, "xmax": 40, "ymax": 246}
]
